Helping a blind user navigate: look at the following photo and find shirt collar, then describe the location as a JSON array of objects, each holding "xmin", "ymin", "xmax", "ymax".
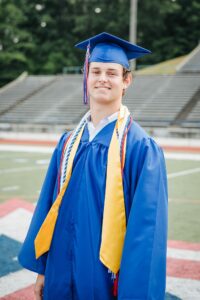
[{"xmin": 87, "ymin": 111, "xmax": 118, "ymax": 127}]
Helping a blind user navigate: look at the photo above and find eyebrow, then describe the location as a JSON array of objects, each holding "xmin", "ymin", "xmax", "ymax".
[{"xmin": 90, "ymin": 67, "xmax": 119, "ymax": 72}]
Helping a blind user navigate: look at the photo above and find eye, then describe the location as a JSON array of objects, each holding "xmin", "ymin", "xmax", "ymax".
[
  {"xmin": 107, "ymin": 71, "xmax": 117, "ymax": 76},
  {"xmin": 91, "ymin": 70, "xmax": 100, "ymax": 75}
]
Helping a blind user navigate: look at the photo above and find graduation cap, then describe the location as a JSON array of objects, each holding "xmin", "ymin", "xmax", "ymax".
[{"xmin": 75, "ymin": 32, "xmax": 151, "ymax": 104}]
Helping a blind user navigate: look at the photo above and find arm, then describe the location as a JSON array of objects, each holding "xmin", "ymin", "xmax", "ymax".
[
  {"xmin": 18, "ymin": 133, "xmax": 69, "ymax": 274},
  {"xmin": 118, "ymin": 138, "xmax": 168, "ymax": 300},
  {"xmin": 34, "ymin": 274, "xmax": 44, "ymax": 300}
]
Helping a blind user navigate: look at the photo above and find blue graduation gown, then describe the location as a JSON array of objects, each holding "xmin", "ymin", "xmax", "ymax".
[{"xmin": 18, "ymin": 120, "xmax": 168, "ymax": 300}]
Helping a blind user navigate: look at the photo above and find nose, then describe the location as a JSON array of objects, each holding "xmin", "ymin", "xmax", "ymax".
[{"xmin": 98, "ymin": 72, "xmax": 107, "ymax": 82}]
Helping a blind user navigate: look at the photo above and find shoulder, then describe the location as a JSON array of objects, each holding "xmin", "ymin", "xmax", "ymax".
[
  {"xmin": 128, "ymin": 120, "xmax": 149, "ymax": 142},
  {"xmin": 56, "ymin": 131, "xmax": 72, "ymax": 152},
  {"xmin": 126, "ymin": 120, "xmax": 164, "ymax": 167},
  {"xmin": 53, "ymin": 131, "xmax": 72, "ymax": 164},
  {"xmin": 127, "ymin": 120, "xmax": 160, "ymax": 150}
]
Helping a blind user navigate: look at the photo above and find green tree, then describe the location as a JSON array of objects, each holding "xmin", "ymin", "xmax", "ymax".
[
  {"xmin": 0, "ymin": 0, "xmax": 200, "ymax": 85},
  {"xmin": 0, "ymin": 0, "xmax": 32, "ymax": 84},
  {"xmin": 138, "ymin": 0, "xmax": 200, "ymax": 65}
]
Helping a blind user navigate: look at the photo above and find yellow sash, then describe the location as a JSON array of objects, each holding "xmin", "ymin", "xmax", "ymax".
[
  {"xmin": 99, "ymin": 108, "xmax": 127, "ymax": 274},
  {"xmin": 35, "ymin": 106, "xmax": 129, "ymax": 274}
]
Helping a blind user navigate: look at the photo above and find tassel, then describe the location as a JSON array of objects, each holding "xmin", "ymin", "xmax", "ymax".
[
  {"xmin": 112, "ymin": 273, "xmax": 119, "ymax": 297},
  {"xmin": 83, "ymin": 42, "xmax": 90, "ymax": 104}
]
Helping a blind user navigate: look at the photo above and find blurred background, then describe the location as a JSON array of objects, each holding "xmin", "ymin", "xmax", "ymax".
[{"xmin": 0, "ymin": 1, "xmax": 200, "ymax": 299}]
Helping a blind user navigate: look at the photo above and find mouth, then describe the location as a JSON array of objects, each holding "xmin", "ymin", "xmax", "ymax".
[{"xmin": 95, "ymin": 86, "xmax": 111, "ymax": 90}]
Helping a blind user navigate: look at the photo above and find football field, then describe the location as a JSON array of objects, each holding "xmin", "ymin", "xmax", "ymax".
[{"xmin": 0, "ymin": 145, "xmax": 200, "ymax": 299}]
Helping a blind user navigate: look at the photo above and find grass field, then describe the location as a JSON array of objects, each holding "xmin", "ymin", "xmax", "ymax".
[
  {"xmin": 0, "ymin": 151, "xmax": 50, "ymax": 203},
  {"xmin": 0, "ymin": 149, "xmax": 200, "ymax": 244}
]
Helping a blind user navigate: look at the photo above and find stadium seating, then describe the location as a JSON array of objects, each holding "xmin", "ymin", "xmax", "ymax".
[
  {"xmin": 0, "ymin": 76, "xmax": 87, "ymax": 125},
  {"xmin": 0, "ymin": 45, "xmax": 199, "ymax": 130},
  {"xmin": 125, "ymin": 74, "xmax": 200, "ymax": 127},
  {"xmin": 177, "ymin": 44, "xmax": 200, "ymax": 74},
  {"xmin": 0, "ymin": 76, "xmax": 56, "ymax": 115}
]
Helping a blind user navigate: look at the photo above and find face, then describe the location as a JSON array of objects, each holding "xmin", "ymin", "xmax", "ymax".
[{"xmin": 87, "ymin": 62, "xmax": 131, "ymax": 105}]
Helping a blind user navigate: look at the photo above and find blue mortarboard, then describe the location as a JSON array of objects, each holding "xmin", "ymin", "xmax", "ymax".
[
  {"xmin": 75, "ymin": 32, "xmax": 151, "ymax": 104},
  {"xmin": 75, "ymin": 32, "xmax": 151, "ymax": 68}
]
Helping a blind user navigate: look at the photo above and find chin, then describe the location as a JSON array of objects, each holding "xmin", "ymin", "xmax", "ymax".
[
  {"xmin": 95, "ymin": 98, "xmax": 113, "ymax": 105},
  {"xmin": 89, "ymin": 93, "xmax": 114, "ymax": 104}
]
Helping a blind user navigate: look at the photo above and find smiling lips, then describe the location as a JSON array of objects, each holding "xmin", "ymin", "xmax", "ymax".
[{"xmin": 95, "ymin": 86, "xmax": 111, "ymax": 90}]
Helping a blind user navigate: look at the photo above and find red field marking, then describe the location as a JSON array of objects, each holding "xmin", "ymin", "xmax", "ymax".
[
  {"xmin": 168, "ymin": 240, "xmax": 200, "ymax": 251},
  {"xmin": 162, "ymin": 145, "xmax": 200, "ymax": 153},
  {"xmin": 0, "ymin": 199, "xmax": 35, "ymax": 217},
  {"xmin": 0, "ymin": 138, "xmax": 57, "ymax": 147},
  {"xmin": 0, "ymin": 284, "xmax": 34, "ymax": 300},
  {"xmin": 167, "ymin": 257, "xmax": 200, "ymax": 280},
  {"xmin": 1, "ymin": 138, "xmax": 200, "ymax": 153}
]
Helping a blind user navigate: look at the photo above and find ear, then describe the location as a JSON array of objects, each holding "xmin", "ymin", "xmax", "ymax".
[{"xmin": 123, "ymin": 72, "xmax": 132, "ymax": 89}]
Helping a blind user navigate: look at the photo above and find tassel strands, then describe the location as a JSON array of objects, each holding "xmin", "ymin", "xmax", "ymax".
[
  {"xmin": 57, "ymin": 133, "xmax": 72, "ymax": 194},
  {"xmin": 83, "ymin": 42, "xmax": 90, "ymax": 104}
]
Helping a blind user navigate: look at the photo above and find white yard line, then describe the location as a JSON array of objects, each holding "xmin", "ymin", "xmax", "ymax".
[
  {"xmin": 0, "ymin": 165, "xmax": 47, "ymax": 174},
  {"xmin": 35, "ymin": 159, "xmax": 50, "ymax": 165},
  {"xmin": 168, "ymin": 167, "xmax": 200, "ymax": 179},
  {"xmin": 0, "ymin": 208, "xmax": 33, "ymax": 243},
  {"xmin": 0, "ymin": 269, "xmax": 36, "ymax": 297},
  {"xmin": 156, "ymin": 137, "xmax": 200, "ymax": 147},
  {"xmin": 167, "ymin": 248, "xmax": 200, "ymax": 261},
  {"xmin": 164, "ymin": 152, "xmax": 200, "ymax": 161},
  {"xmin": 1, "ymin": 185, "xmax": 19, "ymax": 192},
  {"xmin": 14, "ymin": 158, "xmax": 28, "ymax": 163},
  {"xmin": 166, "ymin": 277, "xmax": 200, "ymax": 300},
  {"xmin": 0, "ymin": 144, "xmax": 54, "ymax": 153}
]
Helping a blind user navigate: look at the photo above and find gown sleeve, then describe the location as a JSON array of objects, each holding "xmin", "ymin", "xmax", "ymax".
[
  {"xmin": 118, "ymin": 138, "xmax": 168, "ymax": 300},
  {"xmin": 18, "ymin": 133, "xmax": 69, "ymax": 274}
]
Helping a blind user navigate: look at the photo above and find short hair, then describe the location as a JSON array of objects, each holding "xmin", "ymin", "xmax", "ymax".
[
  {"xmin": 123, "ymin": 68, "xmax": 132, "ymax": 80},
  {"xmin": 122, "ymin": 68, "xmax": 132, "ymax": 96}
]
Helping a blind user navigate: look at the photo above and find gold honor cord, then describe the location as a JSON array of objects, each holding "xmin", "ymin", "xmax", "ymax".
[{"xmin": 34, "ymin": 126, "xmax": 85, "ymax": 259}]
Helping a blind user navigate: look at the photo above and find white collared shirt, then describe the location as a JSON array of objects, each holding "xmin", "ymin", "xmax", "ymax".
[{"xmin": 87, "ymin": 112, "xmax": 118, "ymax": 142}]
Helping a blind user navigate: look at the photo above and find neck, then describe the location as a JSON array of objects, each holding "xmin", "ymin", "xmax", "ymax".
[{"xmin": 90, "ymin": 101, "xmax": 121, "ymax": 127}]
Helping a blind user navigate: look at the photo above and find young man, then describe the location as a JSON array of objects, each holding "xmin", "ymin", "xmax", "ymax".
[{"xmin": 19, "ymin": 32, "xmax": 168, "ymax": 300}]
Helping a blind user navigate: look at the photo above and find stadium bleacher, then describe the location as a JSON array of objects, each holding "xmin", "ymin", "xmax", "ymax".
[
  {"xmin": 177, "ymin": 44, "xmax": 200, "ymax": 74},
  {"xmin": 0, "ymin": 76, "xmax": 86, "ymax": 125},
  {"xmin": 180, "ymin": 97, "xmax": 200, "ymax": 128},
  {"xmin": 0, "ymin": 45, "xmax": 199, "ymax": 132},
  {"xmin": 125, "ymin": 74, "xmax": 200, "ymax": 127},
  {"xmin": 0, "ymin": 76, "xmax": 56, "ymax": 115}
]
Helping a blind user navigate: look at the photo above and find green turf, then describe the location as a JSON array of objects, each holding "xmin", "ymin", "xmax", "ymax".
[
  {"xmin": 166, "ymin": 159, "xmax": 200, "ymax": 242},
  {"xmin": 0, "ymin": 150, "xmax": 200, "ymax": 243},
  {"xmin": 0, "ymin": 151, "xmax": 51, "ymax": 202},
  {"xmin": 167, "ymin": 159, "xmax": 200, "ymax": 202},
  {"xmin": 168, "ymin": 201, "xmax": 200, "ymax": 242}
]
